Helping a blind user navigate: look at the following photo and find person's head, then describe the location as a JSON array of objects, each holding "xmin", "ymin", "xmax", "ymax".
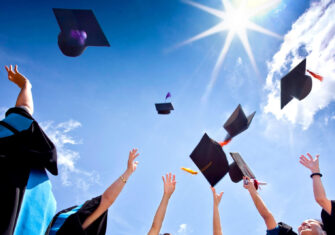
[{"xmin": 298, "ymin": 219, "xmax": 326, "ymax": 235}]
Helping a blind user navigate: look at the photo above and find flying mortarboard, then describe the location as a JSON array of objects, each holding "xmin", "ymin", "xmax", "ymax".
[
  {"xmin": 53, "ymin": 8, "xmax": 110, "ymax": 57},
  {"xmin": 155, "ymin": 92, "xmax": 174, "ymax": 114},
  {"xmin": 222, "ymin": 104, "xmax": 256, "ymax": 144},
  {"xmin": 228, "ymin": 152, "xmax": 255, "ymax": 183},
  {"xmin": 229, "ymin": 152, "xmax": 266, "ymax": 190},
  {"xmin": 155, "ymin": 103, "xmax": 174, "ymax": 114},
  {"xmin": 280, "ymin": 58, "xmax": 312, "ymax": 109},
  {"xmin": 190, "ymin": 133, "xmax": 229, "ymax": 186}
]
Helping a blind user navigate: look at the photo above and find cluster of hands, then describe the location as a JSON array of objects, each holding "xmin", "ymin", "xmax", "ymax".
[
  {"xmin": 125, "ymin": 148, "xmax": 176, "ymax": 197},
  {"xmin": 211, "ymin": 153, "xmax": 321, "ymax": 206},
  {"xmin": 127, "ymin": 149, "xmax": 320, "ymax": 202}
]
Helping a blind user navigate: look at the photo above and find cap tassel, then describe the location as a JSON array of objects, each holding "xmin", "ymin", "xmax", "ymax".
[
  {"xmin": 307, "ymin": 69, "xmax": 323, "ymax": 82},
  {"xmin": 219, "ymin": 139, "xmax": 231, "ymax": 147},
  {"xmin": 254, "ymin": 179, "xmax": 267, "ymax": 190},
  {"xmin": 165, "ymin": 92, "xmax": 171, "ymax": 101},
  {"xmin": 181, "ymin": 167, "xmax": 198, "ymax": 175}
]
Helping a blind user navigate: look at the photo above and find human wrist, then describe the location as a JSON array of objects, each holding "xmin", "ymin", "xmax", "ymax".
[
  {"xmin": 248, "ymin": 188, "xmax": 257, "ymax": 195},
  {"xmin": 311, "ymin": 168, "xmax": 320, "ymax": 174},
  {"xmin": 310, "ymin": 172, "xmax": 322, "ymax": 178},
  {"xmin": 163, "ymin": 192, "xmax": 172, "ymax": 200},
  {"xmin": 213, "ymin": 201, "xmax": 220, "ymax": 207},
  {"xmin": 123, "ymin": 170, "xmax": 132, "ymax": 179}
]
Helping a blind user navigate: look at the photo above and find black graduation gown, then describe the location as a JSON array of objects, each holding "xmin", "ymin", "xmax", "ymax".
[
  {"xmin": 277, "ymin": 222, "xmax": 297, "ymax": 235},
  {"xmin": 45, "ymin": 196, "xmax": 108, "ymax": 235},
  {"xmin": 0, "ymin": 107, "xmax": 58, "ymax": 235},
  {"xmin": 267, "ymin": 222, "xmax": 297, "ymax": 235},
  {"xmin": 321, "ymin": 200, "xmax": 335, "ymax": 235}
]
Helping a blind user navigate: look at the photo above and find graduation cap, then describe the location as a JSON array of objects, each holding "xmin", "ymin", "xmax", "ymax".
[
  {"xmin": 280, "ymin": 59, "xmax": 312, "ymax": 109},
  {"xmin": 229, "ymin": 152, "xmax": 265, "ymax": 190},
  {"xmin": 53, "ymin": 8, "xmax": 110, "ymax": 57},
  {"xmin": 190, "ymin": 133, "xmax": 229, "ymax": 186},
  {"xmin": 155, "ymin": 92, "xmax": 174, "ymax": 114},
  {"xmin": 155, "ymin": 103, "xmax": 174, "ymax": 114},
  {"xmin": 222, "ymin": 104, "xmax": 256, "ymax": 144},
  {"xmin": 228, "ymin": 152, "xmax": 255, "ymax": 183}
]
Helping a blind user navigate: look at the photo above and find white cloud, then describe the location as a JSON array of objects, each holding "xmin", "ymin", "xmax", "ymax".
[
  {"xmin": 263, "ymin": 0, "xmax": 335, "ymax": 130},
  {"xmin": 237, "ymin": 57, "xmax": 243, "ymax": 65},
  {"xmin": 177, "ymin": 223, "xmax": 189, "ymax": 235},
  {"xmin": 324, "ymin": 116, "xmax": 329, "ymax": 125},
  {"xmin": 41, "ymin": 120, "xmax": 100, "ymax": 190}
]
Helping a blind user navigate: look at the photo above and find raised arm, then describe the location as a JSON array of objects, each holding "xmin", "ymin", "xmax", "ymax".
[
  {"xmin": 299, "ymin": 153, "xmax": 332, "ymax": 214},
  {"xmin": 243, "ymin": 176, "xmax": 277, "ymax": 230},
  {"xmin": 5, "ymin": 65, "xmax": 34, "ymax": 115},
  {"xmin": 82, "ymin": 149, "xmax": 139, "ymax": 230},
  {"xmin": 211, "ymin": 187, "xmax": 223, "ymax": 235},
  {"xmin": 148, "ymin": 173, "xmax": 176, "ymax": 235}
]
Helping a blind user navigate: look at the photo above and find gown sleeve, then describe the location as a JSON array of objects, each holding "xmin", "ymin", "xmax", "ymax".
[
  {"xmin": 46, "ymin": 196, "xmax": 108, "ymax": 235},
  {"xmin": 321, "ymin": 200, "xmax": 335, "ymax": 234}
]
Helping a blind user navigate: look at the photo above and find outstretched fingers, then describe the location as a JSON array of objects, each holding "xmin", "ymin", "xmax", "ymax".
[
  {"xmin": 129, "ymin": 148, "xmax": 139, "ymax": 160},
  {"xmin": 307, "ymin": 153, "xmax": 314, "ymax": 161},
  {"xmin": 162, "ymin": 175, "xmax": 166, "ymax": 184}
]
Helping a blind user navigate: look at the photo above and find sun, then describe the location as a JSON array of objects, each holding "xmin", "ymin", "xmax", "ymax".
[
  {"xmin": 177, "ymin": 0, "xmax": 282, "ymax": 101},
  {"xmin": 225, "ymin": 7, "xmax": 248, "ymax": 34}
]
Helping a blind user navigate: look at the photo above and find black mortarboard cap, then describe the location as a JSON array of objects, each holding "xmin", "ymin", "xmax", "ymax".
[
  {"xmin": 190, "ymin": 133, "xmax": 229, "ymax": 186},
  {"xmin": 228, "ymin": 152, "xmax": 255, "ymax": 183},
  {"xmin": 223, "ymin": 104, "xmax": 256, "ymax": 141},
  {"xmin": 280, "ymin": 58, "xmax": 312, "ymax": 109},
  {"xmin": 53, "ymin": 8, "xmax": 110, "ymax": 57},
  {"xmin": 155, "ymin": 103, "xmax": 174, "ymax": 115}
]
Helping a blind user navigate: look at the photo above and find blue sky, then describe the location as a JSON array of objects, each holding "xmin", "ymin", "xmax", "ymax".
[{"xmin": 1, "ymin": 0, "xmax": 335, "ymax": 234}]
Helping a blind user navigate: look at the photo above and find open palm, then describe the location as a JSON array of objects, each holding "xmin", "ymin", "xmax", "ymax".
[{"xmin": 299, "ymin": 153, "xmax": 320, "ymax": 173}]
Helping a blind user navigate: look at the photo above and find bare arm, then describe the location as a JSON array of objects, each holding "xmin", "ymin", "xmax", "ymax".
[
  {"xmin": 299, "ymin": 153, "xmax": 332, "ymax": 214},
  {"xmin": 82, "ymin": 149, "xmax": 139, "ymax": 230},
  {"xmin": 148, "ymin": 173, "xmax": 176, "ymax": 235},
  {"xmin": 5, "ymin": 65, "xmax": 34, "ymax": 115},
  {"xmin": 211, "ymin": 187, "xmax": 223, "ymax": 235},
  {"xmin": 244, "ymin": 176, "xmax": 277, "ymax": 230}
]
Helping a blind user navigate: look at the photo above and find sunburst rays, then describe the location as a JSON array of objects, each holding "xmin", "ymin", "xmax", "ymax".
[{"xmin": 177, "ymin": 0, "xmax": 282, "ymax": 101}]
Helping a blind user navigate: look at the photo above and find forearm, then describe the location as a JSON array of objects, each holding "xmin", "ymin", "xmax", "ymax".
[
  {"xmin": 15, "ymin": 81, "xmax": 33, "ymax": 115},
  {"xmin": 82, "ymin": 169, "xmax": 131, "ymax": 229},
  {"xmin": 101, "ymin": 170, "xmax": 131, "ymax": 208},
  {"xmin": 148, "ymin": 194, "xmax": 170, "ymax": 235},
  {"xmin": 213, "ymin": 204, "xmax": 222, "ymax": 235},
  {"xmin": 312, "ymin": 175, "xmax": 331, "ymax": 213},
  {"xmin": 249, "ymin": 191, "xmax": 276, "ymax": 229}
]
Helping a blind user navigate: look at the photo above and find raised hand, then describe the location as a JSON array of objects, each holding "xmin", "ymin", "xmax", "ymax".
[
  {"xmin": 127, "ymin": 148, "xmax": 139, "ymax": 174},
  {"xmin": 211, "ymin": 187, "xmax": 223, "ymax": 207},
  {"xmin": 299, "ymin": 153, "xmax": 320, "ymax": 173},
  {"xmin": 5, "ymin": 65, "xmax": 30, "ymax": 88},
  {"xmin": 162, "ymin": 173, "xmax": 176, "ymax": 198},
  {"xmin": 243, "ymin": 176, "xmax": 257, "ymax": 193}
]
